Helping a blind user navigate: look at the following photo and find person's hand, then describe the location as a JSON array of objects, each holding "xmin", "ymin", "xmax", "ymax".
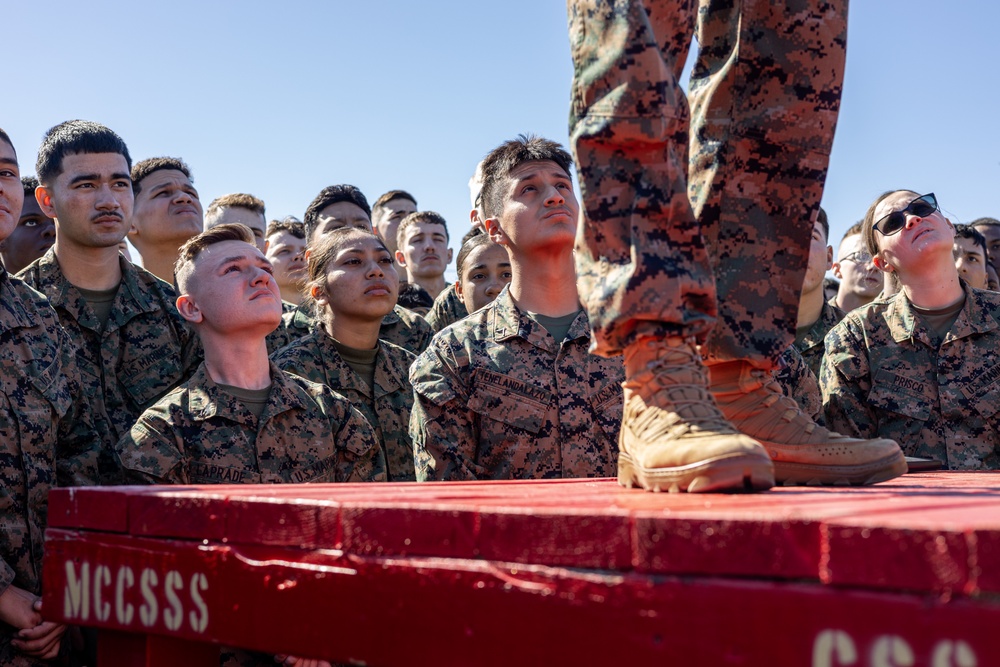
[
  {"xmin": 11, "ymin": 599, "xmax": 66, "ymax": 659},
  {"xmin": 0, "ymin": 585, "xmax": 42, "ymax": 630}
]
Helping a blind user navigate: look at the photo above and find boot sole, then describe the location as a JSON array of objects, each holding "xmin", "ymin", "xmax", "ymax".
[
  {"xmin": 772, "ymin": 450, "xmax": 908, "ymax": 487},
  {"xmin": 618, "ymin": 451, "xmax": 775, "ymax": 494}
]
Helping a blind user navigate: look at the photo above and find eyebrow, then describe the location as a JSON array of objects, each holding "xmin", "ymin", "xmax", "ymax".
[
  {"xmin": 68, "ymin": 172, "xmax": 131, "ymax": 186},
  {"xmin": 470, "ymin": 261, "xmax": 512, "ymax": 270},
  {"xmin": 0, "ymin": 157, "xmax": 17, "ymax": 167}
]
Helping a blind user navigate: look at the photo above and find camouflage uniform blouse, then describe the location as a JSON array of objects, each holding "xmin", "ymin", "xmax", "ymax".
[
  {"xmin": 410, "ymin": 287, "xmax": 623, "ymax": 481},
  {"xmin": 424, "ymin": 282, "xmax": 468, "ymax": 332},
  {"xmin": 272, "ymin": 329, "xmax": 417, "ymax": 481},
  {"xmin": 822, "ymin": 282, "xmax": 1000, "ymax": 469},
  {"xmin": 116, "ymin": 362, "xmax": 385, "ymax": 485}
]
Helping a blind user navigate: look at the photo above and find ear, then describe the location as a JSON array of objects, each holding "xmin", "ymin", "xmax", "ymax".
[
  {"xmin": 263, "ymin": 239, "xmax": 271, "ymax": 253},
  {"xmin": 872, "ymin": 254, "xmax": 891, "ymax": 273},
  {"xmin": 446, "ymin": 247, "xmax": 453, "ymax": 265},
  {"xmin": 35, "ymin": 185, "xmax": 57, "ymax": 219},
  {"xmin": 394, "ymin": 249, "xmax": 407, "ymax": 267},
  {"xmin": 824, "ymin": 246, "xmax": 833, "ymax": 272},
  {"xmin": 175, "ymin": 294, "xmax": 203, "ymax": 324},
  {"xmin": 469, "ymin": 208, "xmax": 484, "ymax": 231},
  {"xmin": 484, "ymin": 217, "xmax": 506, "ymax": 245},
  {"xmin": 832, "ymin": 262, "xmax": 844, "ymax": 280},
  {"xmin": 303, "ymin": 249, "xmax": 311, "ymax": 261},
  {"xmin": 454, "ymin": 278, "xmax": 464, "ymax": 299},
  {"xmin": 310, "ymin": 283, "xmax": 329, "ymax": 306}
]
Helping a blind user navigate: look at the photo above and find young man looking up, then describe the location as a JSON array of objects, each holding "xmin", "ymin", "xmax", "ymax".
[
  {"xmin": 410, "ymin": 136, "xmax": 624, "ymax": 481},
  {"xmin": 204, "ymin": 193, "xmax": 268, "ymax": 251},
  {"xmin": 21, "ymin": 120, "xmax": 201, "ymax": 484},
  {"xmin": 371, "ymin": 189, "xmax": 417, "ymax": 281},
  {"xmin": 954, "ymin": 224, "xmax": 989, "ymax": 290},
  {"xmin": 263, "ymin": 217, "xmax": 307, "ymax": 306},
  {"xmin": 794, "ymin": 207, "xmax": 844, "ymax": 377},
  {"xmin": 832, "ymin": 222, "xmax": 882, "ymax": 312},
  {"xmin": 129, "ymin": 157, "xmax": 203, "ymax": 281},
  {"xmin": 0, "ymin": 176, "xmax": 55, "ymax": 275},
  {"xmin": 395, "ymin": 210, "xmax": 452, "ymax": 301}
]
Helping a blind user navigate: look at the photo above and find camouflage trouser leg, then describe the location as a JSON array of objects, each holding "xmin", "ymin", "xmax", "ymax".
[
  {"xmin": 568, "ymin": 0, "xmax": 847, "ymax": 369},
  {"xmin": 690, "ymin": 0, "xmax": 848, "ymax": 368},
  {"xmin": 568, "ymin": 0, "xmax": 716, "ymax": 358}
]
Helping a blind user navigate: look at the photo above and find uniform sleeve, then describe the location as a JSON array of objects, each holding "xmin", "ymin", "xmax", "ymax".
[
  {"xmin": 820, "ymin": 319, "xmax": 878, "ymax": 438},
  {"xmin": 55, "ymin": 335, "xmax": 104, "ymax": 487},
  {"xmin": 114, "ymin": 402, "xmax": 189, "ymax": 485},
  {"xmin": 408, "ymin": 340, "xmax": 486, "ymax": 482}
]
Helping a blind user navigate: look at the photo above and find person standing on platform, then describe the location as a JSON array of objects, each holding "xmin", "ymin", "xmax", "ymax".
[
  {"xmin": 567, "ymin": 0, "xmax": 905, "ymax": 492},
  {"xmin": 410, "ymin": 135, "xmax": 624, "ymax": 481}
]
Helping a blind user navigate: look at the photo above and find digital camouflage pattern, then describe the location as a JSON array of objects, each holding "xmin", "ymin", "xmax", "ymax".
[
  {"xmin": 568, "ymin": 0, "xmax": 847, "ymax": 369},
  {"xmin": 1, "ymin": 269, "xmax": 99, "ymax": 665},
  {"xmin": 267, "ymin": 303, "xmax": 432, "ymax": 357},
  {"xmin": 822, "ymin": 283, "xmax": 1000, "ymax": 469},
  {"xmin": 18, "ymin": 250, "xmax": 202, "ymax": 484},
  {"xmin": 115, "ymin": 361, "xmax": 385, "ymax": 485},
  {"xmin": 774, "ymin": 344, "xmax": 822, "ymax": 423},
  {"xmin": 410, "ymin": 287, "xmax": 624, "ymax": 481},
  {"xmin": 272, "ymin": 329, "xmax": 418, "ymax": 481},
  {"xmin": 425, "ymin": 283, "xmax": 468, "ymax": 332},
  {"xmin": 795, "ymin": 299, "xmax": 845, "ymax": 378}
]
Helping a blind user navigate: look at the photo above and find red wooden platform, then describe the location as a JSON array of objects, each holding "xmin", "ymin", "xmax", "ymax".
[{"xmin": 42, "ymin": 473, "xmax": 1000, "ymax": 666}]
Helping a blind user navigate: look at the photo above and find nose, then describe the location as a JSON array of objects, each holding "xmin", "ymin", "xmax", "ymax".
[
  {"xmin": 172, "ymin": 189, "xmax": 193, "ymax": 204},
  {"xmin": 366, "ymin": 259, "xmax": 385, "ymax": 278},
  {"xmin": 250, "ymin": 266, "xmax": 272, "ymax": 286},
  {"xmin": 544, "ymin": 183, "xmax": 566, "ymax": 207},
  {"xmin": 41, "ymin": 220, "xmax": 56, "ymax": 240},
  {"xmin": 95, "ymin": 184, "xmax": 120, "ymax": 210},
  {"xmin": 904, "ymin": 212, "xmax": 923, "ymax": 230}
]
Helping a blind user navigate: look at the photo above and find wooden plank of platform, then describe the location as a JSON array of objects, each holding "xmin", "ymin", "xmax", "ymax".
[{"xmin": 42, "ymin": 473, "xmax": 1000, "ymax": 665}]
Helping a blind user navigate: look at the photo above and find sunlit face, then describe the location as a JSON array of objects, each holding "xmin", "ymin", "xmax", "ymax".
[
  {"xmin": 372, "ymin": 198, "xmax": 416, "ymax": 255},
  {"xmin": 871, "ymin": 190, "xmax": 954, "ymax": 276},
  {"xmin": 953, "ymin": 236, "xmax": 988, "ymax": 289},
  {"xmin": 131, "ymin": 169, "xmax": 203, "ymax": 245},
  {"xmin": 456, "ymin": 243, "xmax": 512, "ymax": 313},
  {"xmin": 0, "ymin": 140, "xmax": 24, "ymax": 242},
  {"xmin": 974, "ymin": 224, "xmax": 1000, "ymax": 276},
  {"xmin": 833, "ymin": 234, "xmax": 880, "ymax": 301},
  {"xmin": 803, "ymin": 217, "xmax": 832, "ymax": 294},
  {"xmin": 396, "ymin": 221, "xmax": 451, "ymax": 280},
  {"xmin": 211, "ymin": 206, "xmax": 267, "ymax": 251},
  {"xmin": 312, "ymin": 201, "xmax": 373, "ymax": 240},
  {"xmin": 180, "ymin": 239, "xmax": 282, "ymax": 335},
  {"xmin": 313, "ymin": 234, "xmax": 399, "ymax": 324},
  {"xmin": 1, "ymin": 195, "xmax": 55, "ymax": 274},
  {"xmin": 486, "ymin": 160, "xmax": 578, "ymax": 256},
  {"xmin": 38, "ymin": 152, "xmax": 133, "ymax": 250},
  {"xmin": 264, "ymin": 230, "xmax": 307, "ymax": 298}
]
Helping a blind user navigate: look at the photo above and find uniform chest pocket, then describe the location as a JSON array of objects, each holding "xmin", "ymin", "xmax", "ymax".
[
  {"xmin": 868, "ymin": 368, "xmax": 935, "ymax": 421},
  {"xmin": 960, "ymin": 372, "xmax": 1000, "ymax": 423},
  {"xmin": 467, "ymin": 369, "xmax": 553, "ymax": 435},
  {"xmin": 122, "ymin": 349, "xmax": 183, "ymax": 409}
]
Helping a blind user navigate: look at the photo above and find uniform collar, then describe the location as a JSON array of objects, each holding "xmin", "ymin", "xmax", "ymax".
[
  {"xmin": 887, "ymin": 279, "xmax": 997, "ymax": 344},
  {"xmin": 187, "ymin": 361, "xmax": 306, "ymax": 424},
  {"xmin": 490, "ymin": 286, "xmax": 589, "ymax": 352}
]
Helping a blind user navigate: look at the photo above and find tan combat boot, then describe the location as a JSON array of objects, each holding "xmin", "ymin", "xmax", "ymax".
[
  {"xmin": 706, "ymin": 359, "xmax": 907, "ymax": 486},
  {"xmin": 619, "ymin": 337, "xmax": 775, "ymax": 493}
]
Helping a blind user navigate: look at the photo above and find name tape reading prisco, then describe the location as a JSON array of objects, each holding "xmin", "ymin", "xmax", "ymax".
[{"xmin": 62, "ymin": 561, "xmax": 209, "ymax": 634}]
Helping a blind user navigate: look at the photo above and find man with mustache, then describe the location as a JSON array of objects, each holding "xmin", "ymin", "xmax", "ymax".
[
  {"xmin": 410, "ymin": 135, "xmax": 624, "ymax": 481},
  {"xmin": 19, "ymin": 120, "xmax": 201, "ymax": 485}
]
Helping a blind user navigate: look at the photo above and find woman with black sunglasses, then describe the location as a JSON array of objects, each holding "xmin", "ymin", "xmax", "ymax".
[{"xmin": 820, "ymin": 189, "xmax": 1000, "ymax": 470}]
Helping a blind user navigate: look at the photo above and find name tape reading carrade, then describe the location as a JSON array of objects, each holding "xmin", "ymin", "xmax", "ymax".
[{"xmin": 62, "ymin": 561, "xmax": 209, "ymax": 634}]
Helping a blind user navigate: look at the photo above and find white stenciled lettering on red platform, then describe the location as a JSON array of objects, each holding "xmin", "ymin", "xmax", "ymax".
[
  {"xmin": 813, "ymin": 630, "xmax": 977, "ymax": 667},
  {"xmin": 63, "ymin": 561, "xmax": 209, "ymax": 634}
]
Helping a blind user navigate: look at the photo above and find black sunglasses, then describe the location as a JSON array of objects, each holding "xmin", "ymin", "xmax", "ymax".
[{"xmin": 873, "ymin": 193, "xmax": 938, "ymax": 237}]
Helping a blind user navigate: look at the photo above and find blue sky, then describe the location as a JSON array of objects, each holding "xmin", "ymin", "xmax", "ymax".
[{"xmin": 4, "ymin": 1, "xmax": 998, "ymax": 274}]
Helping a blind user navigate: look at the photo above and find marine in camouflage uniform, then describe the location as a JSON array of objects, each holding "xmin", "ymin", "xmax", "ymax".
[
  {"xmin": 1, "ymin": 267, "xmax": 98, "ymax": 664},
  {"xmin": 267, "ymin": 302, "xmax": 432, "ymax": 356},
  {"xmin": 19, "ymin": 249, "xmax": 201, "ymax": 484},
  {"xmin": 273, "ymin": 329, "xmax": 418, "ymax": 481},
  {"xmin": 568, "ymin": 0, "xmax": 847, "ymax": 368},
  {"xmin": 410, "ymin": 286, "xmax": 623, "ymax": 481},
  {"xmin": 425, "ymin": 282, "xmax": 468, "ymax": 332},
  {"xmin": 774, "ymin": 344, "xmax": 822, "ymax": 423},
  {"xmin": 821, "ymin": 281, "xmax": 1000, "ymax": 469},
  {"xmin": 115, "ymin": 361, "xmax": 385, "ymax": 485},
  {"xmin": 796, "ymin": 299, "xmax": 846, "ymax": 378}
]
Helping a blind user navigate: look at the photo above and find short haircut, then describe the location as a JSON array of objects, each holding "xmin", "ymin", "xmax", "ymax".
[
  {"xmin": 36, "ymin": 120, "xmax": 132, "ymax": 185},
  {"xmin": 461, "ymin": 226, "xmax": 485, "ymax": 247},
  {"xmin": 265, "ymin": 218, "xmax": 305, "ymax": 240},
  {"xmin": 842, "ymin": 221, "xmax": 864, "ymax": 241},
  {"xmin": 206, "ymin": 193, "xmax": 265, "ymax": 219},
  {"xmin": 304, "ymin": 227, "xmax": 387, "ymax": 318},
  {"xmin": 862, "ymin": 190, "xmax": 912, "ymax": 256},
  {"xmin": 372, "ymin": 189, "xmax": 417, "ymax": 212},
  {"xmin": 0, "ymin": 127, "xmax": 13, "ymax": 154},
  {"xmin": 479, "ymin": 134, "xmax": 574, "ymax": 220},
  {"xmin": 954, "ymin": 224, "xmax": 987, "ymax": 256},
  {"xmin": 396, "ymin": 210, "xmax": 449, "ymax": 249},
  {"xmin": 816, "ymin": 206, "xmax": 829, "ymax": 243},
  {"xmin": 456, "ymin": 233, "xmax": 503, "ymax": 278},
  {"xmin": 131, "ymin": 157, "xmax": 192, "ymax": 195},
  {"xmin": 21, "ymin": 175, "xmax": 39, "ymax": 198},
  {"xmin": 173, "ymin": 223, "xmax": 256, "ymax": 293},
  {"xmin": 971, "ymin": 217, "xmax": 1000, "ymax": 229},
  {"xmin": 303, "ymin": 185, "xmax": 371, "ymax": 240}
]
